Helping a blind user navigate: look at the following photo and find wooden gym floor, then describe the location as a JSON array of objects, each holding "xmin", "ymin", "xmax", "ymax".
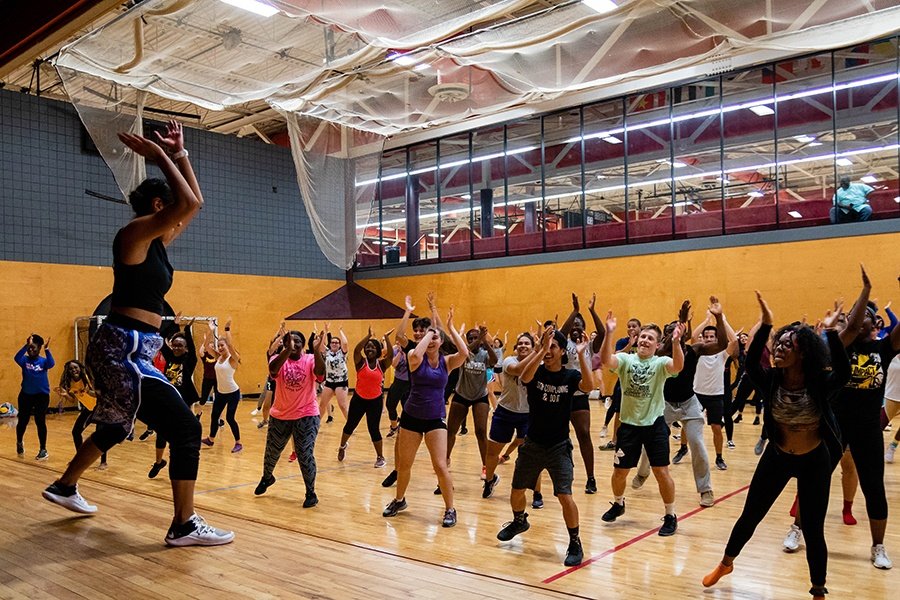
[{"xmin": 1, "ymin": 402, "xmax": 897, "ymax": 599}]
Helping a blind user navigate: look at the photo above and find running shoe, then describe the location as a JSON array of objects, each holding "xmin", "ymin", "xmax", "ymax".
[
  {"xmin": 727, "ymin": 440, "xmax": 736, "ymax": 449},
  {"xmin": 165, "ymin": 513, "xmax": 234, "ymax": 547},
  {"xmin": 497, "ymin": 513, "xmax": 530, "ymax": 541},
  {"xmin": 257, "ymin": 420, "xmax": 268, "ymax": 429},
  {"xmin": 673, "ymin": 446, "xmax": 688, "ymax": 464},
  {"xmin": 148, "ymin": 459, "xmax": 167, "ymax": 479},
  {"xmin": 441, "ymin": 507, "xmax": 457, "ymax": 528},
  {"xmin": 715, "ymin": 457, "xmax": 728, "ymax": 471},
  {"xmin": 585, "ymin": 476, "xmax": 597, "ymax": 494},
  {"xmin": 36, "ymin": 449, "xmax": 49, "ymax": 461},
  {"xmin": 872, "ymin": 544, "xmax": 893, "ymax": 569},
  {"xmin": 382, "ymin": 498, "xmax": 407, "ymax": 517},
  {"xmin": 374, "ymin": 456, "xmax": 386, "ymax": 468},
  {"xmin": 734, "ymin": 413, "xmax": 743, "ymax": 423},
  {"xmin": 16, "ymin": 442, "xmax": 24, "ymax": 457},
  {"xmin": 601, "ymin": 501, "xmax": 625, "ymax": 522},
  {"xmin": 532, "ymin": 491, "xmax": 544, "ymax": 509},
  {"xmin": 564, "ymin": 538, "xmax": 584, "ymax": 566},
  {"xmin": 783, "ymin": 524, "xmax": 803, "ymax": 553},
  {"xmin": 42, "ymin": 482, "xmax": 97, "ymax": 514},
  {"xmin": 302, "ymin": 492, "xmax": 318, "ymax": 508},
  {"xmin": 254, "ymin": 474, "xmax": 275, "ymax": 495},
  {"xmin": 754, "ymin": 438, "xmax": 768, "ymax": 456},
  {"xmin": 604, "ymin": 396, "xmax": 612, "ymax": 409},
  {"xmin": 338, "ymin": 443, "xmax": 348, "ymax": 462},
  {"xmin": 139, "ymin": 429, "xmax": 155, "ymax": 441},
  {"xmin": 752, "ymin": 416, "xmax": 760, "ymax": 425},
  {"xmin": 599, "ymin": 426, "xmax": 608, "ymax": 438},
  {"xmin": 482, "ymin": 474, "xmax": 500, "ymax": 498},
  {"xmin": 201, "ymin": 437, "xmax": 214, "ymax": 448},
  {"xmin": 434, "ymin": 485, "xmax": 442, "ymax": 495},
  {"xmin": 599, "ymin": 441, "xmax": 616, "ymax": 450},
  {"xmin": 886, "ymin": 443, "xmax": 897, "ymax": 464},
  {"xmin": 700, "ymin": 490, "xmax": 715, "ymax": 507},
  {"xmin": 97, "ymin": 462, "xmax": 109, "ymax": 471},
  {"xmin": 386, "ymin": 425, "xmax": 399, "ymax": 438},
  {"xmin": 250, "ymin": 408, "xmax": 259, "ymax": 416},
  {"xmin": 326, "ymin": 415, "xmax": 334, "ymax": 423},
  {"xmin": 381, "ymin": 469, "xmax": 398, "ymax": 487},
  {"xmin": 218, "ymin": 419, "xmax": 225, "ymax": 427},
  {"xmin": 231, "ymin": 443, "xmax": 243, "ymax": 453},
  {"xmin": 631, "ymin": 474, "xmax": 647, "ymax": 490},
  {"xmin": 659, "ymin": 514, "xmax": 678, "ymax": 536}
]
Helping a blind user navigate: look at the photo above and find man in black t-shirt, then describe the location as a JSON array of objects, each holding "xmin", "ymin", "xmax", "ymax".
[{"xmin": 497, "ymin": 328, "xmax": 593, "ymax": 567}]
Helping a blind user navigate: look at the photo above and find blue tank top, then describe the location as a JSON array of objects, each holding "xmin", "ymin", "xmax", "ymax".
[{"xmin": 404, "ymin": 354, "xmax": 448, "ymax": 420}]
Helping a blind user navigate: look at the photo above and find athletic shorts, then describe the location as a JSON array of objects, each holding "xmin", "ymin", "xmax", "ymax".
[
  {"xmin": 265, "ymin": 377, "xmax": 276, "ymax": 393},
  {"xmin": 696, "ymin": 393, "xmax": 725, "ymax": 425},
  {"xmin": 492, "ymin": 366, "xmax": 503, "ymax": 376},
  {"xmin": 571, "ymin": 392, "xmax": 590, "ymax": 413},
  {"xmin": 614, "ymin": 416, "xmax": 670, "ymax": 469},
  {"xmin": 489, "ymin": 405, "xmax": 529, "ymax": 444},
  {"xmin": 452, "ymin": 394, "xmax": 489, "ymax": 408},
  {"xmin": 512, "ymin": 438, "xmax": 574, "ymax": 496},
  {"xmin": 400, "ymin": 412, "xmax": 447, "ymax": 434},
  {"xmin": 324, "ymin": 380, "xmax": 349, "ymax": 391}
]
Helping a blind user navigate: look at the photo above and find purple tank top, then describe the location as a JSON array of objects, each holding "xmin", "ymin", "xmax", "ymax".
[
  {"xmin": 404, "ymin": 354, "xmax": 448, "ymax": 420},
  {"xmin": 394, "ymin": 350, "xmax": 410, "ymax": 381}
]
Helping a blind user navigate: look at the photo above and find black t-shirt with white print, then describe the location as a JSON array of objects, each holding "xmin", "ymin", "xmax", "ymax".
[
  {"xmin": 525, "ymin": 365, "xmax": 582, "ymax": 446},
  {"xmin": 841, "ymin": 337, "xmax": 898, "ymax": 410}
]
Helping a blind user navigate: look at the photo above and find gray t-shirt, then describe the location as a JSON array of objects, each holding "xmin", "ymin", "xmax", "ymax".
[
  {"xmin": 498, "ymin": 356, "xmax": 529, "ymax": 413},
  {"xmin": 456, "ymin": 347, "xmax": 489, "ymax": 400},
  {"xmin": 566, "ymin": 338, "xmax": 592, "ymax": 396}
]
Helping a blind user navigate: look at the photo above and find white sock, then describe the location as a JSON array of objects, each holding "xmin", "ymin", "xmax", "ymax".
[
  {"xmin": 665, "ymin": 503, "xmax": 676, "ymax": 516},
  {"xmin": 615, "ymin": 495, "xmax": 625, "ymax": 505}
]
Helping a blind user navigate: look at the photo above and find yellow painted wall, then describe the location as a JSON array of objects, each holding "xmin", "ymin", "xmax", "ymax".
[{"xmin": 0, "ymin": 260, "xmax": 395, "ymax": 403}]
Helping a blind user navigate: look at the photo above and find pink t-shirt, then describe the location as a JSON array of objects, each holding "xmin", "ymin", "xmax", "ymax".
[{"xmin": 269, "ymin": 354, "xmax": 319, "ymax": 420}]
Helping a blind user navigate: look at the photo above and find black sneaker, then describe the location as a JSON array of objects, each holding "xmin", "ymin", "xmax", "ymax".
[
  {"xmin": 148, "ymin": 459, "xmax": 167, "ymax": 479},
  {"xmin": 672, "ymin": 421, "xmax": 681, "ymax": 429},
  {"xmin": 497, "ymin": 513, "xmax": 530, "ymax": 541},
  {"xmin": 442, "ymin": 507, "xmax": 457, "ymax": 527},
  {"xmin": 715, "ymin": 457, "xmax": 728, "ymax": 471},
  {"xmin": 585, "ymin": 476, "xmax": 597, "ymax": 494},
  {"xmin": 16, "ymin": 442, "xmax": 24, "ymax": 457},
  {"xmin": 564, "ymin": 538, "xmax": 584, "ymax": 566},
  {"xmin": 218, "ymin": 419, "xmax": 225, "ymax": 428},
  {"xmin": 434, "ymin": 485, "xmax": 442, "ymax": 495},
  {"xmin": 459, "ymin": 427, "xmax": 468, "ymax": 436},
  {"xmin": 382, "ymin": 498, "xmax": 408, "ymax": 517},
  {"xmin": 734, "ymin": 414, "xmax": 743, "ymax": 423},
  {"xmin": 139, "ymin": 429, "xmax": 154, "ymax": 441},
  {"xmin": 532, "ymin": 491, "xmax": 544, "ymax": 509},
  {"xmin": 601, "ymin": 501, "xmax": 625, "ymax": 522},
  {"xmin": 659, "ymin": 513, "xmax": 678, "ymax": 536},
  {"xmin": 753, "ymin": 416, "xmax": 760, "ymax": 425},
  {"xmin": 673, "ymin": 446, "xmax": 688, "ymax": 464},
  {"xmin": 326, "ymin": 415, "xmax": 334, "ymax": 423},
  {"xmin": 482, "ymin": 474, "xmax": 500, "ymax": 499},
  {"xmin": 254, "ymin": 474, "xmax": 276, "ymax": 496},
  {"xmin": 302, "ymin": 492, "xmax": 318, "ymax": 508},
  {"xmin": 381, "ymin": 469, "xmax": 398, "ymax": 487}
]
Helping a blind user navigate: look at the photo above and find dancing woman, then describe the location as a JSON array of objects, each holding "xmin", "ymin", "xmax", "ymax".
[
  {"xmin": 202, "ymin": 319, "xmax": 242, "ymax": 452},
  {"xmin": 42, "ymin": 121, "xmax": 233, "ymax": 546},
  {"xmin": 58, "ymin": 360, "xmax": 108, "ymax": 470},
  {"xmin": 703, "ymin": 291, "xmax": 849, "ymax": 599}
]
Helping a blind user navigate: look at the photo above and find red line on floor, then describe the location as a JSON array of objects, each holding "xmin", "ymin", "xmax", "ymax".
[{"xmin": 541, "ymin": 483, "xmax": 751, "ymax": 584}]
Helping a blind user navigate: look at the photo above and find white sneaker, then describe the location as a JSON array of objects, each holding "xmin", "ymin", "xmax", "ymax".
[
  {"xmin": 886, "ymin": 443, "xmax": 897, "ymax": 464},
  {"xmin": 599, "ymin": 426, "xmax": 608, "ymax": 439},
  {"xmin": 165, "ymin": 514, "xmax": 234, "ymax": 547},
  {"xmin": 754, "ymin": 438, "xmax": 768, "ymax": 456},
  {"xmin": 699, "ymin": 490, "xmax": 715, "ymax": 507},
  {"xmin": 42, "ymin": 483, "xmax": 97, "ymax": 514},
  {"xmin": 631, "ymin": 474, "xmax": 647, "ymax": 489},
  {"xmin": 250, "ymin": 408, "xmax": 260, "ymax": 416},
  {"xmin": 604, "ymin": 397, "xmax": 612, "ymax": 410},
  {"xmin": 872, "ymin": 544, "xmax": 893, "ymax": 569},
  {"xmin": 783, "ymin": 524, "xmax": 803, "ymax": 553}
]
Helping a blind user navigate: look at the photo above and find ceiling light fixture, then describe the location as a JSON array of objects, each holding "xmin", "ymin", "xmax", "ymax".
[
  {"xmin": 860, "ymin": 175, "xmax": 878, "ymax": 183},
  {"xmin": 219, "ymin": 0, "xmax": 278, "ymax": 17},
  {"xmin": 836, "ymin": 158, "xmax": 853, "ymax": 166},
  {"xmin": 787, "ymin": 210, "xmax": 803, "ymax": 218},
  {"xmin": 748, "ymin": 105, "xmax": 775, "ymax": 116},
  {"xmin": 583, "ymin": 0, "xmax": 618, "ymax": 13}
]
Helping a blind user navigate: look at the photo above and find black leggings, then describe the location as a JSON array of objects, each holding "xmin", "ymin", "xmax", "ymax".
[
  {"xmin": 838, "ymin": 406, "xmax": 888, "ymax": 520},
  {"xmin": 604, "ymin": 384, "xmax": 622, "ymax": 427},
  {"xmin": 723, "ymin": 392, "xmax": 734, "ymax": 442},
  {"xmin": 199, "ymin": 378, "xmax": 216, "ymax": 406},
  {"xmin": 92, "ymin": 377, "xmax": 201, "ymax": 479},
  {"xmin": 16, "ymin": 392, "xmax": 49, "ymax": 449},
  {"xmin": 731, "ymin": 375, "xmax": 761, "ymax": 415},
  {"xmin": 343, "ymin": 393, "xmax": 384, "ymax": 442},
  {"xmin": 210, "ymin": 389, "xmax": 241, "ymax": 441},
  {"xmin": 73, "ymin": 407, "xmax": 107, "ymax": 463},
  {"xmin": 385, "ymin": 379, "xmax": 410, "ymax": 422},
  {"xmin": 725, "ymin": 443, "xmax": 831, "ymax": 586}
]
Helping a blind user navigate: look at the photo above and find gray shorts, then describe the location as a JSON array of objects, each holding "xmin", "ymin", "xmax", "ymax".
[{"xmin": 511, "ymin": 438, "xmax": 574, "ymax": 496}]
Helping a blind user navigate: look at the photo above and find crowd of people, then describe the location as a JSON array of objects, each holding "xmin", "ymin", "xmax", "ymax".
[{"xmin": 13, "ymin": 126, "xmax": 898, "ymax": 598}]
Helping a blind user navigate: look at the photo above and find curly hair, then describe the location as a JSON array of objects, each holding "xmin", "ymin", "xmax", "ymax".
[
  {"xmin": 771, "ymin": 324, "xmax": 831, "ymax": 393},
  {"xmin": 365, "ymin": 337, "xmax": 383, "ymax": 357},
  {"xmin": 59, "ymin": 359, "xmax": 92, "ymax": 391}
]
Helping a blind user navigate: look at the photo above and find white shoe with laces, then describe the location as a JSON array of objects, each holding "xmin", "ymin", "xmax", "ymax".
[
  {"xmin": 872, "ymin": 544, "xmax": 893, "ymax": 569},
  {"xmin": 42, "ymin": 482, "xmax": 97, "ymax": 514},
  {"xmin": 783, "ymin": 524, "xmax": 803, "ymax": 553},
  {"xmin": 886, "ymin": 443, "xmax": 897, "ymax": 464},
  {"xmin": 165, "ymin": 514, "xmax": 234, "ymax": 547}
]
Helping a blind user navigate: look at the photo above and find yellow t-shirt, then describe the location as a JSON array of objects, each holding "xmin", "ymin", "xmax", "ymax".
[{"xmin": 69, "ymin": 380, "xmax": 96, "ymax": 411}]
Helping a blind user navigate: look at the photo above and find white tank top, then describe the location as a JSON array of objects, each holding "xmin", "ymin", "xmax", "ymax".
[
  {"xmin": 215, "ymin": 358, "xmax": 239, "ymax": 394},
  {"xmin": 885, "ymin": 354, "xmax": 900, "ymax": 402},
  {"xmin": 693, "ymin": 350, "xmax": 727, "ymax": 396}
]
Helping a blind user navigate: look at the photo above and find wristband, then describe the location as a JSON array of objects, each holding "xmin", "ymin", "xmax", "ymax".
[{"xmin": 171, "ymin": 149, "xmax": 189, "ymax": 160}]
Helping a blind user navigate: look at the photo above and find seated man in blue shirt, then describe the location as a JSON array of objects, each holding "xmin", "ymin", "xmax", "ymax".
[{"xmin": 831, "ymin": 176, "xmax": 873, "ymax": 223}]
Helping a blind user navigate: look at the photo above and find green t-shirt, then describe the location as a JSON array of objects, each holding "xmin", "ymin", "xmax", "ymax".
[{"xmin": 613, "ymin": 353, "xmax": 676, "ymax": 426}]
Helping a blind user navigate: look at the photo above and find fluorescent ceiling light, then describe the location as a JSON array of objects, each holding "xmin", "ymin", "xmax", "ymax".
[
  {"xmin": 794, "ymin": 135, "xmax": 816, "ymax": 143},
  {"xmin": 381, "ymin": 226, "xmax": 395, "ymax": 232},
  {"xmin": 894, "ymin": 196, "xmax": 900, "ymax": 203},
  {"xmin": 219, "ymin": 0, "xmax": 278, "ymax": 17},
  {"xmin": 808, "ymin": 142, "xmax": 823, "ymax": 147},
  {"xmin": 860, "ymin": 175, "xmax": 878, "ymax": 183},
  {"xmin": 748, "ymin": 105, "xmax": 775, "ymax": 116},
  {"xmin": 748, "ymin": 191, "xmax": 764, "ymax": 198},
  {"xmin": 583, "ymin": 0, "xmax": 618, "ymax": 13},
  {"xmin": 388, "ymin": 52, "xmax": 418, "ymax": 67},
  {"xmin": 602, "ymin": 135, "xmax": 622, "ymax": 144},
  {"xmin": 787, "ymin": 210, "xmax": 803, "ymax": 218},
  {"xmin": 836, "ymin": 158, "xmax": 853, "ymax": 166},
  {"xmin": 427, "ymin": 232, "xmax": 443, "ymax": 238},
  {"xmin": 461, "ymin": 194, "xmax": 471, "ymax": 200},
  {"xmin": 657, "ymin": 159, "xmax": 687, "ymax": 168},
  {"xmin": 493, "ymin": 224, "xmax": 507, "ymax": 230}
]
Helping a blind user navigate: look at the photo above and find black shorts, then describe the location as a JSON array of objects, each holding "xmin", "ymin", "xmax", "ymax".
[
  {"xmin": 512, "ymin": 438, "xmax": 574, "ymax": 496},
  {"xmin": 489, "ymin": 405, "xmax": 529, "ymax": 444},
  {"xmin": 324, "ymin": 380, "xmax": 349, "ymax": 391},
  {"xmin": 614, "ymin": 416, "xmax": 670, "ymax": 469},
  {"xmin": 571, "ymin": 392, "xmax": 590, "ymax": 412},
  {"xmin": 696, "ymin": 393, "xmax": 725, "ymax": 425},
  {"xmin": 265, "ymin": 377, "xmax": 276, "ymax": 393},
  {"xmin": 492, "ymin": 366, "xmax": 503, "ymax": 376},
  {"xmin": 452, "ymin": 394, "xmax": 489, "ymax": 408},
  {"xmin": 400, "ymin": 412, "xmax": 447, "ymax": 434},
  {"xmin": 386, "ymin": 378, "xmax": 411, "ymax": 406}
]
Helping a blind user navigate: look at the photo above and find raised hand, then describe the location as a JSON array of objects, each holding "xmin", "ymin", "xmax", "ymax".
[
  {"xmin": 383, "ymin": 328, "xmax": 395, "ymax": 340},
  {"xmin": 822, "ymin": 299, "xmax": 845, "ymax": 329},
  {"xmin": 588, "ymin": 293, "xmax": 596, "ymax": 312},
  {"xmin": 708, "ymin": 296, "xmax": 723, "ymax": 316},
  {"xmin": 755, "ymin": 290, "xmax": 773, "ymax": 325},
  {"xmin": 152, "ymin": 120, "xmax": 185, "ymax": 155},
  {"xmin": 861, "ymin": 263, "xmax": 871, "ymax": 288},
  {"xmin": 572, "ymin": 293, "xmax": 580, "ymax": 311},
  {"xmin": 672, "ymin": 322, "xmax": 685, "ymax": 342},
  {"xmin": 405, "ymin": 295, "xmax": 415, "ymax": 312},
  {"xmin": 575, "ymin": 331, "xmax": 589, "ymax": 354},
  {"xmin": 605, "ymin": 310, "xmax": 617, "ymax": 333},
  {"xmin": 118, "ymin": 132, "xmax": 166, "ymax": 163},
  {"xmin": 679, "ymin": 300, "xmax": 691, "ymax": 323},
  {"xmin": 44, "ymin": 337, "xmax": 51, "ymax": 350},
  {"xmin": 426, "ymin": 291, "xmax": 436, "ymax": 309},
  {"xmin": 283, "ymin": 332, "xmax": 296, "ymax": 353},
  {"xmin": 367, "ymin": 325, "xmax": 373, "ymax": 338}
]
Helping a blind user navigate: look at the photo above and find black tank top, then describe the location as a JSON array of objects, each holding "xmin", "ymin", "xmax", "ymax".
[{"xmin": 111, "ymin": 231, "xmax": 173, "ymax": 315}]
